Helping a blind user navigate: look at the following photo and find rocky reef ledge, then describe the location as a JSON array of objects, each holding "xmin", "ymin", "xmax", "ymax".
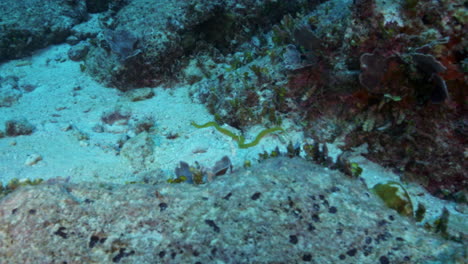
[{"xmin": 0, "ymin": 158, "xmax": 464, "ymax": 263}]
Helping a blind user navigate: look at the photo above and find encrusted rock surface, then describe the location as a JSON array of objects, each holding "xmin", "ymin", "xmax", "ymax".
[
  {"xmin": 0, "ymin": 158, "xmax": 464, "ymax": 263},
  {"xmin": 0, "ymin": 0, "xmax": 87, "ymax": 61},
  {"xmin": 84, "ymin": 0, "xmax": 310, "ymax": 89}
]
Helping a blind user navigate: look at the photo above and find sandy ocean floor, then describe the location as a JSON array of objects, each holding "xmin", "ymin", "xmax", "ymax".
[
  {"xmin": 0, "ymin": 44, "xmax": 466, "ymax": 234},
  {"xmin": 0, "ymin": 44, "xmax": 306, "ymax": 184}
]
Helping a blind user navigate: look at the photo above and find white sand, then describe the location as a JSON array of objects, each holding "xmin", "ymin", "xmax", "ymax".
[{"xmin": 0, "ymin": 44, "xmax": 304, "ymax": 184}]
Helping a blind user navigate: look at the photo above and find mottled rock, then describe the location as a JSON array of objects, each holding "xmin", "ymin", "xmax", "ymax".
[
  {"xmin": 24, "ymin": 154, "xmax": 42, "ymax": 166},
  {"xmin": 124, "ymin": 88, "xmax": 154, "ymax": 102},
  {"xmin": 0, "ymin": 89, "xmax": 22, "ymax": 108},
  {"xmin": 19, "ymin": 82, "xmax": 38, "ymax": 93},
  {"xmin": 120, "ymin": 131, "xmax": 154, "ymax": 170},
  {"xmin": 70, "ymin": 13, "xmax": 103, "ymax": 40},
  {"xmin": 0, "ymin": 75, "xmax": 22, "ymax": 107},
  {"xmin": 67, "ymin": 42, "xmax": 90, "ymax": 61},
  {"xmin": 65, "ymin": 35, "xmax": 81, "ymax": 46},
  {"xmin": 5, "ymin": 118, "xmax": 35, "ymax": 136},
  {"xmin": 0, "ymin": 158, "xmax": 464, "ymax": 263},
  {"xmin": 0, "ymin": 0, "xmax": 87, "ymax": 61},
  {"xmin": 101, "ymin": 108, "xmax": 131, "ymax": 125},
  {"xmin": 84, "ymin": 0, "xmax": 309, "ymax": 89}
]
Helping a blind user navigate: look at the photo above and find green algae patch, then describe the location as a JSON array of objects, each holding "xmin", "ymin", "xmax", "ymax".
[
  {"xmin": 372, "ymin": 181, "xmax": 414, "ymax": 217},
  {"xmin": 349, "ymin": 162, "xmax": 363, "ymax": 178},
  {"xmin": 0, "ymin": 178, "xmax": 44, "ymax": 198},
  {"xmin": 415, "ymin": 203, "xmax": 426, "ymax": 222},
  {"xmin": 167, "ymin": 176, "xmax": 188, "ymax": 184},
  {"xmin": 191, "ymin": 121, "xmax": 283, "ymax": 149}
]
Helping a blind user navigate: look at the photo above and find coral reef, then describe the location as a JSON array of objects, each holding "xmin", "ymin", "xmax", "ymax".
[{"xmin": 187, "ymin": 0, "xmax": 467, "ymax": 199}]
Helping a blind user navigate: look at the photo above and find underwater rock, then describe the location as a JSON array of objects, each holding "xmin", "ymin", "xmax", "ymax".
[
  {"xmin": 282, "ymin": 44, "xmax": 303, "ymax": 71},
  {"xmin": 124, "ymin": 88, "xmax": 155, "ymax": 102},
  {"xmin": 0, "ymin": 0, "xmax": 87, "ymax": 61},
  {"xmin": 0, "ymin": 158, "xmax": 464, "ymax": 263},
  {"xmin": 0, "ymin": 75, "xmax": 22, "ymax": 107},
  {"xmin": 5, "ymin": 118, "xmax": 35, "ymax": 137},
  {"xmin": 100, "ymin": 107, "xmax": 131, "ymax": 126},
  {"xmin": 359, "ymin": 51, "xmax": 449, "ymax": 103},
  {"xmin": 84, "ymin": 0, "xmax": 309, "ymax": 89},
  {"xmin": 24, "ymin": 154, "xmax": 43, "ymax": 166},
  {"xmin": 70, "ymin": 14, "xmax": 103, "ymax": 41},
  {"xmin": 65, "ymin": 35, "xmax": 81, "ymax": 46},
  {"xmin": 19, "ymin": 82, "xmax": 38, "ymax": 93},
  {"xmin": 0, "ymin": 89, "xmax": 22, "ymax": 108},
  {"xmin": 120, "ymin": 131, "xmax": 154, "ymax": 170},
  {"xmin": 67, "ymin": 42, "xmax": 90, "ymax": 62}
]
